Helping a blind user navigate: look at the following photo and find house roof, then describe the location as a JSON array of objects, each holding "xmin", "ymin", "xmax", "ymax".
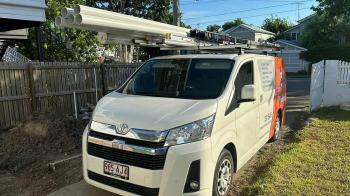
[
  {"xmin": 222, "ymin": 24, "xmax": 275, "ymax": 35},
  {"xmin": 297, "ymin": 13, "xmax": 317, "ymax": 23},
  {"xmin": 0, "ymin": 0, "xmax": 47, "ymax": 31},
  {"xmin": 283, "ymin": 13, "xmax": 317, "ymax": 34},
  {"xmin": 274, "ymin": 39, "xmax": 307, "ymax": 51}
]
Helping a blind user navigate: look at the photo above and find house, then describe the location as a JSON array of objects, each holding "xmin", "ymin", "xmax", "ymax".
[
  {"xmin": 274, "ymin": 14, "xmax": 316, "ymax": 73},
  {"xmin": 282, "ymin": 14, "xmax": 316, "ymax": 44},
  {"xmin": 274, "ymin": 40, "xmax": 309, "ymax": 73},
  {"xmin": 222, "ymin": 24, "xmax": 275, "ymax": 42},
  {"xmin": 0, "ymin": 0, "xmax": 47, "ymax": 60}
]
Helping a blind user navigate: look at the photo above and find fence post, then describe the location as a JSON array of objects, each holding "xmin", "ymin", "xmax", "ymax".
[
  {"xmin": 100, "ymin": 63, "xmax": 107, "ymax": 96},
  {"xmin": 25, "ymin": 63, "xmax": 36, "ymax": 113}
]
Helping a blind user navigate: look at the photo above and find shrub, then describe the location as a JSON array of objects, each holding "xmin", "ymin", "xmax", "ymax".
[{"xmin": 300, "ymin": 45, "xmax": 350, "ymax": 63}]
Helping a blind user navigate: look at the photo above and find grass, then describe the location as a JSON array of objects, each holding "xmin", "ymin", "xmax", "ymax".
[{"xmin": 247, "ymin": 107, "xmax": 350, "ymax": 195}]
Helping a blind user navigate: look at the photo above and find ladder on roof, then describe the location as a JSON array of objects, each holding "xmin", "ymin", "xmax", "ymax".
[{"xmin": 160, "ymin": 30, "xmax": 281, "ymax": 55}]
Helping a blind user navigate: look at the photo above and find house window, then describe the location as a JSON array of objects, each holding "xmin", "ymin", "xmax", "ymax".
[{"xmin": 291, "ymin": 33, "xmax": 298, "ymax": 41}]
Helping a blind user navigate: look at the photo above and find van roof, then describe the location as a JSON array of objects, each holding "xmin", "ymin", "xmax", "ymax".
[
  {"xmin": 151, "ymin": 54, "xmax": 239, "ymax": 60},
  {"xmin": 150, "ymin": 53, "xmax": 274, "ymax": 61}
]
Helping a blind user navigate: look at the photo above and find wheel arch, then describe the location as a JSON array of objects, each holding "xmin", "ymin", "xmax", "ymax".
[
  {"xmin": 278, "ymin": 108, "xmax": 283, "ymax": 124},
  {"xmin": 223, "ymin": 143, "xmax": 237, "ymax": 172}
]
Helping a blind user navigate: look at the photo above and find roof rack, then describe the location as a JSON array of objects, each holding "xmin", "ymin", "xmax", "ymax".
[
  {"xmin": 159, "ymin": 30, "xmax": 280, "ymax": 54},
  {"xmin": 55, "ymin": 5, "xmax": 281, "ymax": 55}
]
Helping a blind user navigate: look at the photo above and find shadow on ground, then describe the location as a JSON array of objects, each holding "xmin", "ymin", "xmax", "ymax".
[{"xmin": 229, "ymin": 93, "xmax": 310, "ymax": 196}]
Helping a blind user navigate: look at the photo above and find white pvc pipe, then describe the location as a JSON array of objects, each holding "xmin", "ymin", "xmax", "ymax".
[
  {"xmin": 75, "ymin": 14, "xmax": 188, "ymax": 37},
  {"xmin": 97, "ymin": 32, "xmax": 133, "ymax": 44},
  {"xmin": 55, "ymin": 16, "xmax": 74, "ymax": 27},
  {"xmin": 61, "ymin": 7, "xmax": 74, "ymax": 18},
  {"xmin": 74, "ymin": 5, "xmax": 190, "ymax": 34}
]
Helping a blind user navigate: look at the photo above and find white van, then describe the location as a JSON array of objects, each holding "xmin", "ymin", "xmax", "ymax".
[{"xmin": 82, "ymin": 54, "xmax": 286, "ymax": 196}]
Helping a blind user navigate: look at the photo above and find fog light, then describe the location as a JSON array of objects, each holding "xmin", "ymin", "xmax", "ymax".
[
  {"xmin": 190, "ymin": 181, "xmax": 199, "ymax": 190},
  {"xmin": 183, "ymin": 160, "xmax": 200, "ymax": 193}
]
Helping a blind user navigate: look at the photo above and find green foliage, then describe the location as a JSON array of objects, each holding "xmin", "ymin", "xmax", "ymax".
[
  {"xmin": 300, "ymin": 45, "xmax": 350, "ymax": 63},
  {"xmin": 312, "ymin": 0, "xmax": 350, "ymax": 22},
  {"xmin": 17, "ymin": 0, "xmax": 99, "ymax": 61},
  {"xmin": 222, "ymin": 18, "xmax": 245, "ymax": 31},
  {"xmin": 299, "ymin": 15, "xmax": 336, "ymax": 48},
  {"xmin": 262, "ymin": 17, "xmax": 293, "ymax": 41},
  {"xmin": 300, "ymin": 1, "xmax": 350, "ymax": 49},
  {"xmin": 206, "ymin": 24, "xmax": 221, "ymax": 32}
]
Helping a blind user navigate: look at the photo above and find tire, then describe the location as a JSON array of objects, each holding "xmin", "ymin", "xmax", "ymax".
[
  {"xmin": 270, "ymin": 114, "xmax": 281, "ymax": 142},
  {"xmin": 213, "ymin": 149, "xmax": 234, "ymax": 196}
]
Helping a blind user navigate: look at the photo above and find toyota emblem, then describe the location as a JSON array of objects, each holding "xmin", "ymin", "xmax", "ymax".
[{"xmin": 116, "ymin": 123, "xmax": 129, "ymax": 135}]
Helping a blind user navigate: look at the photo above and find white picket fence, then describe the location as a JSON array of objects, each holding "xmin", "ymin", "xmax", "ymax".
[{"xmin": 310, "ymin": 60, "xmax": 350, "ymax": 111}]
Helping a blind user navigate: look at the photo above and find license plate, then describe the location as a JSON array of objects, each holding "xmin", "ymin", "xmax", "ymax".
[{"xmin": 104, "ymin": 161, "xmax": 129, "ymax": 180}]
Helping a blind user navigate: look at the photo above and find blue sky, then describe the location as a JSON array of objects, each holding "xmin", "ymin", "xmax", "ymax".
[{"xmin": 180, "ymin": 0, "xmax": 317, "ymax": 29}]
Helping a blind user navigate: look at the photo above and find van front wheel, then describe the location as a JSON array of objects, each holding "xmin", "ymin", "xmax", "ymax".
[{"xmin": 213, "ymin": 149, "xmax": 234, "ymax": 196}]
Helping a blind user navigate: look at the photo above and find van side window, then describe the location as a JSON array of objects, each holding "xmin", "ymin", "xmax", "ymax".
[{"xmin": 234, "ymin": 61, "xmax": 254, "ymax": 100}]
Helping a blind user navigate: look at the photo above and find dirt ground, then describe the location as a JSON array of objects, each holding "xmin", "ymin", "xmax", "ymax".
[
  {"xmin": 0, "ymin": 111, "xmax": 309, "ymax": 196},
  {"xmin": 0, "ymin": 114, "xmax": 88, "ymax": 196}
]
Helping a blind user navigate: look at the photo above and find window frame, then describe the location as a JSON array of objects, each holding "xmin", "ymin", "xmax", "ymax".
[
  {"xmin": 225, "ymin": 58, "xmax": 256, "ymax": 115},
  {"xmin": 117, "ymin": 58, "xmax": 235, "ymax": 100}
]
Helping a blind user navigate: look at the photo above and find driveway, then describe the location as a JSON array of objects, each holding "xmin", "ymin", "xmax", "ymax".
[{"xmin": 48, "ymin": 76, "xmax": 311, "ymax": 196}]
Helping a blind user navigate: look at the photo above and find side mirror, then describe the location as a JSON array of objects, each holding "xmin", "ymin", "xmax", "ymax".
[{"xmin": 240, "ymin": 84, "xmax": 256, "ymax": 102}]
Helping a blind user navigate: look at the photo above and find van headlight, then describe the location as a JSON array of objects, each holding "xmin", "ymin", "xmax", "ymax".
[{"xmin": 164, "ymin": 114, "xmax": 215, "ymax": 146}]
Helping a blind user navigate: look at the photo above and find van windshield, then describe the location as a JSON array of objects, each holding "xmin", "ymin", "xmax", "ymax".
[{"xmin": 120, "ymin": 59, "xmax": 234, "ymax": 99}]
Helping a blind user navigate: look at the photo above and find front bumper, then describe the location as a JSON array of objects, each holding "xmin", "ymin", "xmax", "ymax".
[{"xmin": 82, "ymin": 127, "xmax": 215, "ymax": 196}]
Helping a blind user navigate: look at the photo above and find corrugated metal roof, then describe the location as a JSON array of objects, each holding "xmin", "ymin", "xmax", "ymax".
[{"xmin": 0, "ymin": 0, "xmax": 46, "ymax": 22}]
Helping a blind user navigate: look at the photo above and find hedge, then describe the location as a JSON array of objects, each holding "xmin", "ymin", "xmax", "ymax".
[{"xmin": 300, "ymin": 45, "xmax": 350, "ymax": 63}]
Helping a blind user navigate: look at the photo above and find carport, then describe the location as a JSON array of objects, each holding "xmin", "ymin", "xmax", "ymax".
[{"xmin": 0, "ymin": 0, "xmax": 46, "ymax": 60}]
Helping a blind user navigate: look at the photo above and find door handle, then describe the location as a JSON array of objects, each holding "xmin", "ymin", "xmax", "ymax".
[{"xmin": 260, "ymin": 94, "xmax": 263, "ymax": 102}]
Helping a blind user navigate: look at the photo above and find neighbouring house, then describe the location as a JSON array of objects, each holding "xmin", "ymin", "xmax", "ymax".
[
  {"xmin": 274, "ymin": 14, "xmax": 316, "ymax": 73},
  {"xmin": 274, "ymin": 40, "xmax": 309, "ymax": 73},
  {"xmin": 282, "ymin": 14, "xmax": 316, "ymax": 44},
  {"xmin": 0, "ymin": 0, "xmax": 47, "ymax": 60},
  {"xmin": 221, "ymin": 24, "xmax": 275, "ymax": 42}
]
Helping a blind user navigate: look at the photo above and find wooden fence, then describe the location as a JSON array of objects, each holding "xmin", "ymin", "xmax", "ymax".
[{"xmin": 0, "ymin": 62, "xmax": 140, "ymax": 130}]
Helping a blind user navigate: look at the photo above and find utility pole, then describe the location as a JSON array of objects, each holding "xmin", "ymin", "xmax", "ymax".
[
  {"xmin": 173, "ymin": 0, "xmax": 180, "ymax": 26},
  {"xmin": 35, "ymin": 25, "xmax": 45, "ymax": 61},
  {"xmin": 173, "ymin": 0, "xmax": 180, "ymax": 54},
  {"xmin": 296, "ymin": 2, "xmax": 301, "ymax": 20}
]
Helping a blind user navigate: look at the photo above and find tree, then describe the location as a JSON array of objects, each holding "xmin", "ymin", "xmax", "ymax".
[
  {"xmin": 206, "ymin": 24, "xmax": 221, "ymax": 32},
  {"xmin": 312, "ymin": 0, "xmax": 350, "ymax": 22},
  {"xmin": 299, "ymin": 0, "xmax": 350, "ymax": 48},
  {"xmin": 262, "ymin": 17, "xmax": 293, "ymax": 41},
  {"xmin": 17, "ymin": 0, "xmax": 100, "ymax": 61},
  {"xmin": 300, "ymin": 14, "xmax": 350, "ymax": 48},
  {"xmin": 262, "ymin": 17, "xmax": 293, "ymax": 35},
  {"xmin": 299, "ymin": 15, "xmax": 336, "ymax": 48},
  {"xmin": 222, "ymin": 18, "xmax": 244, "ymax": 31}
]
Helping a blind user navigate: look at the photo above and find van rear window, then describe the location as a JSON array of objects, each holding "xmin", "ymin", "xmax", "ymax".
[{"xmin": 120, "ymin": 59, "xmax": 234, "ymax": 99}]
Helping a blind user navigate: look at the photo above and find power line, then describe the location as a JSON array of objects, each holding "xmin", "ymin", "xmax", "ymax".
[
  {"xmin": 183, "ymin": 2, "xmax": 303, "ymax": 20},
  {"xmin": 188, "ymin": 7, "xmax": 310, "ymax": 25},
  {"xmin": 181, "ymin": 0, "xmax": 234, "ymax": 5},
  {"xmin": 181, "ymin": 0, "xmax": 311, "ymax": 5}
]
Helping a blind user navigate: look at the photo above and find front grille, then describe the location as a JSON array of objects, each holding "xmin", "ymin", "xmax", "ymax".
[
  {"xmin": 89, "ymin": 131, "xmax": 165, "ymax": 148},
  {"xmin": 87, "ymin": 142, "xmax": 167, "ymax": 170},
  {"xmin": 88, "ymin": 170, "xmax": 159, "ymax": 196}
]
